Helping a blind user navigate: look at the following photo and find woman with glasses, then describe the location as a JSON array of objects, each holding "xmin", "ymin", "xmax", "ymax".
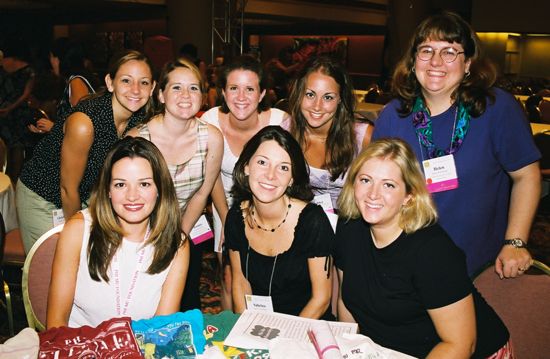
[{"xmin": 372, "ymin": 11, "xmax": 540, "ymax": 278}]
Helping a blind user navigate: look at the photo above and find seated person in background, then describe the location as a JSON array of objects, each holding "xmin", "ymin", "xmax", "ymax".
[
  {"xmin": 226, "ymin": 126, "xmax": 334, "ymax": 320},
  {"xmin": 47, "ymin": 137, "xmax": 189, "ymax": 328},
  {"xmin": 29, "ymin": 37, "xmax": 97, "ymax": 135},
  {"xmin": 335, "ymin": 138, "xmax": 511, "ymax": 358}
]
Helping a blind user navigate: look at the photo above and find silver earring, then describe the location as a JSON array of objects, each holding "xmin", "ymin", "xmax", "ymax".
[{"xmin": 465, "ymin": 71, "xmax": 470, "ymax": 77}]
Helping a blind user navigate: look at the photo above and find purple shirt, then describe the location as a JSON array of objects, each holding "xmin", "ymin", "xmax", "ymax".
[{"xmin": 373, "ymin": 88, "xmax": 540, "ymax": 274}]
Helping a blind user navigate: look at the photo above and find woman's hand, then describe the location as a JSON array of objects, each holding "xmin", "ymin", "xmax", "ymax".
[{"xmin": 28, "ymin": 118, "xmax": 55, "ymax": 134}]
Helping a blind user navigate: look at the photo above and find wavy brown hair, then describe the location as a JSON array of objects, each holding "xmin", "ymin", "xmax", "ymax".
[
  {"xmin": 87, "ymin": 137, "xmax": 185, "ymax": 282},
  {"xmin": 392, "ymin": 11, "xmax": 497, "ymax": 117},
  {"xmin": 289, "ymin": 56, "xmax": 357, "ymax": 181}
]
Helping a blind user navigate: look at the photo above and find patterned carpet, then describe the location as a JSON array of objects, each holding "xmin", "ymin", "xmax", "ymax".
[{"xmin": 1, "ymin": 203, "xmax": 549, "ymax": 342}]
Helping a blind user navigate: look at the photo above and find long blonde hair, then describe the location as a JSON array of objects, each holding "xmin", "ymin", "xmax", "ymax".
[{"xmin": 338, "ymin": 138, "xmax": 437, "ymax": 234}]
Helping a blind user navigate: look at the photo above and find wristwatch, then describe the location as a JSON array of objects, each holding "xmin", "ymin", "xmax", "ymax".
[{"xmin": 504, "ymin": 238, "xmax": 527, "ymax": 248}]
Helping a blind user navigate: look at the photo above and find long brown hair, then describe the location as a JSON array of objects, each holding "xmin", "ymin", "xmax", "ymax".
[
  {"xmin": 289, "ymin": 56, "xmax": 357, "ymax": 181},
  {"xmin": 87, "ymin": 137, "xmax": 184, "ymax": 282},
  {"xmin": 392, "ymin": 11, "xmax": 496, "ymax": 117}
]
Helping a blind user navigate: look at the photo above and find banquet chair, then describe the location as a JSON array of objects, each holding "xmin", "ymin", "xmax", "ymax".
[
  {"xmin": 474, "ymin": 260, "xmax": 550, "ymax": 359},
  {"xmin": 22, "ymin": 224, "xmax": 64, "ymax": 331},
  {"xmin": 534, "ymin": 130, "xmax": 550, "ymax": 178},
  {"xmin": 0, "ymin": 212, "xmax": 15, "ymax": 336}
]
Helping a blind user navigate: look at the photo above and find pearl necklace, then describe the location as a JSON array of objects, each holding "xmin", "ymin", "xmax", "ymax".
[{"xmin": 251, "ymin": 201, "xmax": 292, "ymax": 233}]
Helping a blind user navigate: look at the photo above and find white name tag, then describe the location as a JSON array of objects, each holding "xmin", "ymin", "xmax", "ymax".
[
  {"xmin": 312, "ymin": 193, "xmax": 337, "ymax": 232},
  {"xmin": 190, "ymin": 214, "xmax": 214, "ymax": 245},
  {"xmin": 52, "ymin": 209, "xmax": 65, "ymax": 227},
  {"xmin": 245, "ymin": 294, "xmax": 274, "ymax": 312},
  {"xmin": 312, "ymin": 193, "xmax": 334, "ymax": 213},
  {"xmin": 422, "ymin": 154, "xmax": 459, "ymax": 193}
]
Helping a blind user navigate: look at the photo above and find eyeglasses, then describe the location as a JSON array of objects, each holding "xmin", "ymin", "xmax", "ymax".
[{"xmin": 416, "ymin": 46, "xmax": 465, "ymax": 63}]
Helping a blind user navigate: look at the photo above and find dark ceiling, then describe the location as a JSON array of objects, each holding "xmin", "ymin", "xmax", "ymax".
[{"xmin": 0, "ymin": 0, "xmax": 167, "ymax": 24}]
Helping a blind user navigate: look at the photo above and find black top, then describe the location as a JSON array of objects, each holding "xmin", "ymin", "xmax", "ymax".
[
  {"xmin": 0, "ymin": 65, "xmax": 35, "ymax": 145},
  {"xmin": 334, "ymin": 219, "xmax": 509, "ymax": 358},
  {"xmin": 20, "ymin": 92, "xmax": 145, "ymax": 208},
  {"xmin": 225, "ymin": 202, "xmax": 334, "ymax": 319}
]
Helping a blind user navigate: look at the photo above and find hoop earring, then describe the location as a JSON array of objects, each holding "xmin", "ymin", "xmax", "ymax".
[
  {"xmin": 411, "ymin": 67, "xmax": 416, "ymax": 73},
  {"xmin": 465, "ymin": 71, "xmax": 470, "ymax": 77}
]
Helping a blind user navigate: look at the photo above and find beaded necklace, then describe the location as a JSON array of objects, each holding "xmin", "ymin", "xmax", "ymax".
[
  {"xmin": 251, "ymin": 201, "xmax": 292, "ymax": 233},
  {"xmin": 412, "ymin": 97, "xmax": 471, "ymax": 159}
]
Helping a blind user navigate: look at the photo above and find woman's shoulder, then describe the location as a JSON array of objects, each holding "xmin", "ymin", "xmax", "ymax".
[
  {"xmin": 407, "ymin": 223, "xmax": 464, "ymax": 257},
  {"xmin": 201, "ymin": 106, "xmax": 222, "ymax": 126},
  {"xmin": 267, "ymin": 108, "xmax": 289, "ymax": 124},
  {"xmin": 296, "ymin": 202, "xmax": 334, "ymax": 234}
]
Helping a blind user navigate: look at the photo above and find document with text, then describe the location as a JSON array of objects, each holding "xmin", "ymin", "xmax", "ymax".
[{"xmin": 224, "ymin": 310, "xmax": 358, "ymax": 350}]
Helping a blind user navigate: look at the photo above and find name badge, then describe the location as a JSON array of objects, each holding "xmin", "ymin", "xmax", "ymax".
[
  {"xmin": 312, "ymin": 193, "xmax": 334, "ymax": 213},
  {"xmin": 245, "ymin": 294, "xmax": 274, "ymax": 312},
  {"xmin": 52, "ymin": 209, "xmax": 65, "ymax": 227},
  {"xmin": 312, "ymin": 193, "xmax": 338, "ymax": 232},
  {"xmin": 190, "ymin": 214, "xmax": 214, "ymax": 245},
  {"xmin": 422, "ymin": 154, "xmax": 459, "ymax": 193}
]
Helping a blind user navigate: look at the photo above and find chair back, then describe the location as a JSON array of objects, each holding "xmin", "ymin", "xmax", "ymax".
[
  {"xmin": 534, "ymin": 130, "xmax": 550, "ymax": 171},
  {"xmin": 22, "ymin": 224, "xmax": 64, "ymax": 331},
  {"xmin": 474, "ymin": 261, "xmax": 550, "ymax": 358},
  {"xmin": 0, "ymin": 212, "xmax": 6, "ymax": 266}
]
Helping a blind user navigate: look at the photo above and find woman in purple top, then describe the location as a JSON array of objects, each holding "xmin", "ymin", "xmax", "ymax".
[{"xmin": 372, "ymin": 11, "xmax": 540, "ymax": 277}]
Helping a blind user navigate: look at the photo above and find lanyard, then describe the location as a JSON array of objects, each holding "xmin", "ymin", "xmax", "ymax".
[
  {"xmin": 412, "ymin": 98, "xmax": 470, "ymax": 159},
  {"xmin": 245, "ymin": 245, "xmax": 278, "ymax": 297},
  {"xmin": 112, "ymin": 227, "xmax": 150, "ymax": 316}
]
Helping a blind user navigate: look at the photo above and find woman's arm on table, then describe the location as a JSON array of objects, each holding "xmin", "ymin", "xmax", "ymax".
[
  {"xmin": 229, "ymin": 249, "xmax": 252, "ymax": 313},
  {"xmin": 336, "ymin": 269, "xmax": 356, "ymax": 323},
  {"xmin": 60, "ymin": 112, "xmax": 94, "ymax": 219},
  {"xmin": 155, "ymin": 239, "xmax": 190, "ymax": 315},
  {"xmin": 426, "ymin": 294, "xmax": 476, "ymax": 359},
  {"xmin": 46, "ymin": 214, "xmax": 84, "ymax": 329},
  {"xmin": 496, "ymin": 161, "xmax": 540, "ymax": 278},
  {"xmin": 299, "ymin": 256, "xmax": 332, "ymax": 319}
]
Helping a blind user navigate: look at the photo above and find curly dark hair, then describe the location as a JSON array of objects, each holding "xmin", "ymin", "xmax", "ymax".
[{"xmin": 391, "ymin": 11, "xmax": 497, "ymax": 117}]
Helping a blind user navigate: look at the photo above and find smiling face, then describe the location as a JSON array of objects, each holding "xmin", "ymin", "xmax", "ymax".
[
  {"xmin": 414, "ymin": 39, "xmax": 471, "ymax": 104},
  {"xmin": 300, "ymin": 70, "xmax": 340, "ymax": 131},
  {"xmin": 159, "ymin": 67, "xmax": 203, "ymax": 121},
  {"xmin": 354, "ymin": 157, "xmax": 411, "ymax": 232},
  {"xmin": 245, "ymin": 140, "xmax": 293, "ymax": 205},
  {"xmin": 222, "ymin": 69, "xmax": 266, "ymax": 121},
  {"xmin": 106, "ymin": 59, "xmax": 155, "ymax": 116},
  {"xmin": 109, "ymin": 157, "xmax": 158, "ymax": 228}
]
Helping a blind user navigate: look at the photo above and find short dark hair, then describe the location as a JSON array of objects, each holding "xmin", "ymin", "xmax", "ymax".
[
  {"xmin": 231, "ymin": 126, "xmax": 313, "ymax": 203},
  {"xmin": 219, "ymin": 55, "xmax": 269, "ymax": 113}
]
